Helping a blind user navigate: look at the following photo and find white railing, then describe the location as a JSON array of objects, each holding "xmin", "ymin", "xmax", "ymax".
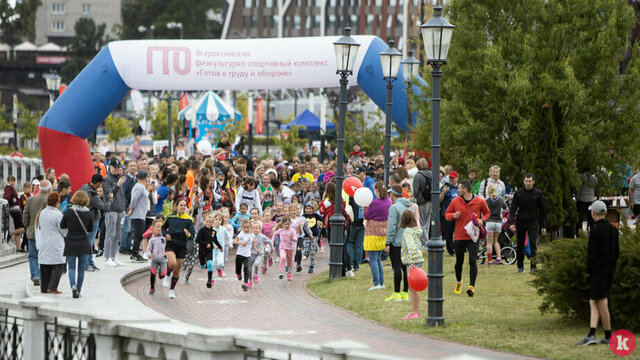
[{"xmin": 0, "ymin": 155, "xmax": 43, "ymax": 188}]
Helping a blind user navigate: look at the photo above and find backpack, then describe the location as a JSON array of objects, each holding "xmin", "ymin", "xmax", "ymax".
[{"xmin": 416, "ymin": 171, "xmax": 432, "ymax": 203}]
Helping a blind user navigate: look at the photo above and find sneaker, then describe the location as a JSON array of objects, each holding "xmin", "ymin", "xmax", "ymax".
[
  {"xmin": 105, "ymin": 259, "xmax": 117, "ymax": 267},
  {"xmin": 72, "ymin": 287, "xmax": 79, "ymax": 299},
  {"xmin": 210, "ymin": 279, "xmax": 215, "ymax": 286},
  {"xmin": 130, "ymin": 255, "xmax": 139, "ymax": 262},
  {"xmin": 206, "ymin": 281, "xmax": 212, "ymax": 289},
  {"xmin": 367, "ymin": 285, "xmax": 379, "ymax": 291},
  {"xmin": 261, "ymin": 267, "xmax": 267, "ymax": 274},
  {"xmin": 596, "ymin": 338, "xmax": 609, "ymax": 345},
  {"xmin": 384, "ymin": 292, "xmax": 402, "ymax": 302},
  {"xmin": 242, "ymin": 283, "xmax": 248, "ymax": 291},
  {"xmin": 575, "ymin": 335, "xmax": 596, "ymax": 346},
  {"xmin": 91, "ymin": 264, "xmax": 100, "ymax": 271},
  {"xmin": 136, "ymin": 254, "xmax": 147, "ymax": 262},
  {"xmin": 285, "ymin": 266, "xmax": 290, "ymax": 273},
  {"xmin": 114, "ymin": 258, "xmax": 125, "ymax": 266},
  {"xmin": 346, "ymin": 270, "xmax": 355, "ymax": 277},
  {"xmin": 237, "ymin": 274, "xmax": 242, "ymax": 281},
  {"xmin": 467, "ymin": 286, "xmax": 475, "ymax": 297},
  {"xmin": 184, "ymin": 279, "xmax": 190, "ymax": 285},
  {"xmin": 377, "ymin": 284, "xmax": 386, "ymax": 290},
  {"xmin": 517, "ymin": 268, "xmax": 525, "ymax": 274},
  {"xmin": 455, "ymin": 282, "xmax": 462, "ymax": 294},
  {"xmin": 287, "ymin": 273, "xmax": 292, "ymax": 281},
  {"xmin": 486, "ymin": 260, "xmax": 496, "ymax": 265},
  {"xmin": 162, "ymin": 276, "xmax": 171, "ymax": 288},
  {"xmin": 400, "ymin": 291, "xmax": 409, "ymax": 301},
  {"xmin": 495, "ymin": 259, "xmax": 503, "ymax": 264},
  {"xmin": 248, "ymin": 281, "xmax": 253, "ymax": 289},
  {"xmin": 308, "ymin": 266, "xmax": 314, "ymax": 274},
  {"xmin": 85, "ymin": 266, "xmax": 95, "ymax": 272},
  {"xmin": 276, "ymin": 257, "xmax": 280, "ymax": 263},
  {"xmin": 168, "ymin": 290, "xmax": 176, "ymax": 299},
  {"xmin": 296, "ymin": 266, "xmax": 302, "ymax": 272},
  {"xmin": 47, "ymin": 289, "xmax": 62, "ymax": 294},
  {"xmin": 200, "ymin": 264, "xmax": 206, "ymax": 269},
  {"xmin": 303, "ymin": 255, "xmax": 308, "ymax": 260},
  {"xmin": 402, "ymin": 312, "xmax": 421, "ymax": 320},
  {"xmin": 33, "ymin": 278, "xmax": 40, "ymax": 286},
  {"xmin": 361, "ymin": 258, "xmax": 370, "ymax": 264},
  {"xmin": 268, "ymin": 258, "xmax": 273, "ymax": 267},
  {"xmin": 217, "ymin": 268, "xmax": 223, "ymax": 277},
  {"xmin": 253, "ymin": 275, "xmax": 259, "ymax": 283},
  {"xmin": 119, "ymin": 249, "xmax": 131, "ymax": 255},
  {"xmin": 279, "ymin": 273, "xmax": 284, "ymax": 279},
  {"xmin": 149, "ymin": 288, "xmax": 155, "ymax": 295},
  {"xmin": 96, "ymin": 249, "xmax": 104, "ymax": 257}
]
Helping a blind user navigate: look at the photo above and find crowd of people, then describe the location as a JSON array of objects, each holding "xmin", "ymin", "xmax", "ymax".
[{"xmin": 2, "ymin": 133, "xmax": 637, "ymax": 327}]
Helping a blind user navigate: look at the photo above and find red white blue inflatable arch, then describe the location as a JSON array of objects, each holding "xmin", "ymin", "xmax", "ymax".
[{"xmin": 38, "ymin": 36, "xmax": 425, "ymax": 189}]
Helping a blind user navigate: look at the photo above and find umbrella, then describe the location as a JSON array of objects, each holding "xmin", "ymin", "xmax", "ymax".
[
  {"xmin": 179, "ymin": 91, "xmax": 242, "ymax": 142},
  {"xmin": 280, "ymin": 109, "xmax": 336, "ymax": 131}
]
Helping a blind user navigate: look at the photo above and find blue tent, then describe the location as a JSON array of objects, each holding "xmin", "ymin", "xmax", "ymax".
[{"xmin": 280, "ymin": 109, "xmax": 336, "ymax": 131}]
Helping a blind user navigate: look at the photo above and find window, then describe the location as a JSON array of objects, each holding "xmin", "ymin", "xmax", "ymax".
[
  {"xmin": 81, "ymin": 4, "xmax": 90, "ymax": 14},
  {"xmin": 51, "ymin": 21, "xmax": 65, "ymax": 31},
  {"xmin": 396, "ymin": 14, "xmax": 403, "ymax": 26},
  {"xmin": 315, "ymin": 0, "xmax": 322, "ymax": 6},
  {"xmin": 244, "ymin": 0, "xmax": 252, "ymax": 7},
  {"xmin": 293, "ymin": 15, "xmax": 300, "ymax": 29},
  {"xmin": 314, "ymin": 15, "xmax": 321, "ymax": 27},
  {"xmin": 266, "ymin": 0, "xmax": 273, "ymax": 6},
  {"xmin": 390, "ymin": 0, "xmax": 396, "ymax": 6},
  {"xmin": 52, "ymin": 3, "xmax": 64, "ymax": 14},
  {"xmin": 305, "ymin": 16, "xmax": 311, "ymax": 29},
  {"xmin": 375, "ymin": 0, "xmax": 382, "ymax": 6},
  {"xmin": 243, "ymin": 16, "xmax": 248, "ymax": 28},
  {"xmin": 328, "ymin": 14, "xmax": 336, "ymax": 28},
  {"xmin": 251, "ymin": 15, "xmax": 258, "ymax": 28}
]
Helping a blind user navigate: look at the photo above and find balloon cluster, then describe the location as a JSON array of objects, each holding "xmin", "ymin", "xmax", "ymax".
[{"xmin": 342, "ymin": 177, "xmax": 373, "ymax": 207}]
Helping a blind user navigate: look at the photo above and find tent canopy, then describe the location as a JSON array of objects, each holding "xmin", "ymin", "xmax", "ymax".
[
  {"xmin": 280, "ymin": 109, "xmax": 335, "ymax": 132},
  {"xmin": 38, "ymin": 42, "xmax": 64, "ymax": 52},
  {"xmin": 13, "ymin": 41, "xmax": 37, "ymax": 51}
]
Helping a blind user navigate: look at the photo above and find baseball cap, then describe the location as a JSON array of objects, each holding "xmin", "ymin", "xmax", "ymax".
[
  {"xmin": 354, "ymin": 166, "xmax": 367, "ymax": 174},
  {"xmin": 449, "ymin": 171, "xmax": 459, "ymax": 179},
  {"xmin": 588, "ymin": 200, "xmax": 607, "ymax": 215},
  {"xmin": 31, "ymin": 179, "xmax": 40, "ymax": 186},
  {"xmin": 109, "ymin": 158, "xmax": 121, "ymax": 167}
]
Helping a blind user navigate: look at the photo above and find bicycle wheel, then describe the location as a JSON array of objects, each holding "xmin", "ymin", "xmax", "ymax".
[
  {"xmin": 501, "ymin": 246, "xmax": 516, "ymax": 265},
  {"xmin": 476, "ymin": 242, "xmax": 487, "ymax": 265}
]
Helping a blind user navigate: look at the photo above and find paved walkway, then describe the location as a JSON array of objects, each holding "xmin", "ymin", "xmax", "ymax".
[{"xmin": 124, "ymin": 250, "xmax": 538, "ymax": 360}]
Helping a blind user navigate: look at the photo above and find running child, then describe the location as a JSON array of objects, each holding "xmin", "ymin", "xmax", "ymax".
[
  {"xmin": 233, "ymin": 219, "xmax": 255, "ymax": 291},
  {"xmin": 290, "ymin": 203, "xmax": 313, "ymax": 273},
  {"xmin": 213, "ymin": 212, "xmax": 231, "ymax": 275},
  {"xmin": 145, "ymin": 219, "xmax": 167, "ymax": 295},
  {"xmin": 230, "ymin": 203, "xmax": 250, "ymax": 232},
  {"xmin": 195, "ymin": 214, "xmax": 223, "ymax": 288},
  {"xmin": 302, "ymin": 202, "xmax": 322, "ymax": 273},
  {"xmin": 160, "ymin": 198, "xmax": 195, "ymax": 299},
  {"xmin": 251, "ymin": 222, "xmax": 273, "ymax": 281},
  {"xmin": 272, "ymin": 215, "xmax": 297, "ymax": 281}
]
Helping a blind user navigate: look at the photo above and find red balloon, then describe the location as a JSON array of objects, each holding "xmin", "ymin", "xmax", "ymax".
[
  {"xmin": 343, "ymin": 177, "xmax": 363, "ymax": 197},
  {"xmin": 408, "ymin": 266, "xmax": 428, "ymax": 292}
]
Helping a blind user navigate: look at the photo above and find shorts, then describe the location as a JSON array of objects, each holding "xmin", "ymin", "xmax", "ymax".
[
  {"xmin": 589, "ymin": 272, "xmax": 613, "ymax": 300},
  {"xmin": 485, "ymin": 221, "xmax": 501, "ymax": 233},
  {"xmin": 165, "ymin": 242, "xmax": 187, "ymax": 259},
  {"xmin": 9, "ymin": 210, "xmax": 23, "ymax": 229}
]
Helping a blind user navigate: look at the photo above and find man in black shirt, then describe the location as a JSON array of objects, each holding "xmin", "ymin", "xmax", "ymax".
[
  {"xmin": 575, "ymin": 201, "xmax": 619, "ymax": 346},
  {"xmin": 508, "ymin": 173, "xmax": 547, "ymax": 274}
]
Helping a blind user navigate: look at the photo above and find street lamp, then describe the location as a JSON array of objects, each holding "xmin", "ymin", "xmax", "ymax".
[
  {"xmin": 43, "ymin": 71, "xmax": 61, "ymax": 107},
  {"xmin": 138, "ymin": 24, "xmax": 155, "ymax": 39},
  {"xmin": 379, "ymin": 39, "xmax": 402, "ymax": 187},
  {"xmin": 166, "ymin": 22, "xmax": 183, "ymax": 39},
  {"xmin": 330, "ymin": 25, "xmax": 360, "ymax": 280},
  {"xmin": 12, "ymin": 94, "xmax": 18, "ymax": 149},
  {"xmin": 400, "ymin": 49, "xmax": 420, "ymax": 155},
  {"xmin": 421, "ymin": 4, "xmax": 455, "ymax": 327},
  {"xmin": 153, "ymin": 90, "xmax": 185, "ymax": 156}
]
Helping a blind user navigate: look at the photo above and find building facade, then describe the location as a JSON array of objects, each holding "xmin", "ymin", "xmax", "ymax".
[
  {"xmin": 223, "ymin": 0, "xmax": 434, "ymax": 56},
  {"xmin": 34, "ymin": 0, "xmax": 121, "ymax": 46}
]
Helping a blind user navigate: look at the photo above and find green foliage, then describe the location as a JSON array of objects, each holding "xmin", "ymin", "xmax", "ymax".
[
  {"xmin": 60, "ymin": 17, "xmax": 107, "ymax": 83},
  {"xmin": 120, "ymin": 0, "xmax": 223, "ymax": 40},
  {"xmin": 0, "ymin": 147, "xmax": 40, "ymax": 158},
  {"xmin": 104, "ymin": 114, "xmax": 132, "ymax": 151},
  {"xmin": 17, "ymin": 103, "xmax": 39, "ymax": 140},
  {"xmin": 532, "ymin": 229, "xmax": 640, "ymax": 331},
  {"xmin": 0, "ymin": 105, "xmax": 13, "ymax": 131},
  {"xmin": 150, "ymin": 101, "xmax": 180, "ymax": 141},
  {"xmin": 413, "ymin": 0, "xmax": 640, "ymax": 230},
  {"xmin": 0, "ymin": 0, "xmax": 41, "ymax": 45},
  {"xmin": 279, "ymin": 125, "xmax": 304, "ymax": 160}
]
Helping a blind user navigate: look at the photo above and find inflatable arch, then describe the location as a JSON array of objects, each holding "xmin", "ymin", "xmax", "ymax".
[{"xmin": 38, "ymin": 36, "xmax": 426, "ymax": 189}]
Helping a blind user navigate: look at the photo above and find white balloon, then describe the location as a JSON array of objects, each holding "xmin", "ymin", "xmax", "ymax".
[
  {"xmin": 197, "ymin": 140, "xmax": 212, "ymax": 156},
  {"xmin": 354, "ymin": 187, "xmax": 373, "ymax": 207}
]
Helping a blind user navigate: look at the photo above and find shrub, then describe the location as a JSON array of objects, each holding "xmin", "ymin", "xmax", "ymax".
[{"xmin": 532, "ymin": 227, "xmax": 640, "ymax": 331}]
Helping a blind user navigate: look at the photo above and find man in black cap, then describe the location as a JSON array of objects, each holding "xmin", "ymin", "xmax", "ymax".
[
  {"xmin": 575, "ymin": 200, "xmax": 619, "ymax": 346},
  {"xmin": 102, "ymin": 159, "xmax": 127, "ymax": 266},
  {"xmin": 128, "ymin": 171, "xmax": 151, "ymax": 262}
]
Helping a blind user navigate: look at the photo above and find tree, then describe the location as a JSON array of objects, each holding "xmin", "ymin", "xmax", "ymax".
[
  {"xmin": 120, "ymin": 0, "xmax": 224, "ymax": 40},
  {"xmin": 104, "ymin": 114, "xmax": 132, "ymax": 151},
  {"xmin": 16, "ymin": 103, "xmax": 39, "ymax": 140},
  {"xmin": 0, "ymin": 0, "xmax": 40, "ymax": 45},
  {"xmin": 60, "ymin": 18, "xmax": 107, "ymax": 83},
  {"xmin": 150, "ymin": 101, "xmax": 180, "ymax": 141},
  {"xmin": 412, "ymin": 0, "xmax": 640, "ymax": 230},
  {"xmin": 279, "ymin": 125, "xmax": 304, "ymax": 160}
]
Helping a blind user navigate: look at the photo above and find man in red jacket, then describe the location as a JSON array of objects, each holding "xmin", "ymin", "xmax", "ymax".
[{"xmin": 445, "ymin": 180, "xmax": 489, "ymax": 297}]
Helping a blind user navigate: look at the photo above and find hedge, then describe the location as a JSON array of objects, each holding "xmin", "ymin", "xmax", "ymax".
[{"xmin": 531, "ymin": 227, "xmax": 640, "ymax": 331}]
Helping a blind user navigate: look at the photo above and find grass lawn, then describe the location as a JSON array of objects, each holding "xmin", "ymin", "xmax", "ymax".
[{"xmin": 307, "ymin": 244, "xmax": 621, "ymax": 360}]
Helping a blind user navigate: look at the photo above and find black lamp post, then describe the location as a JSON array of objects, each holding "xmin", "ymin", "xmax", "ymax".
[
  {"xmin": 421, "ymin": 5, "xmax": 455, "ymax": 327},
  {"xmin": 153, "ymin": 90, "xmax": 185, "ymax": 156},
  {"xmin": 379, "ymin": 40, "xmax": 402, "ymax": 187},
  {"xmin": 43, "ymin": 71, "xmax": 61, "ymax": 107},
  {"xmin": 330, "ymin": 26, "xmax": 360, "ymax": 280},
  {"xmin": 12, "ymin": 94, "xmax": 18, "ymax": 149},
  {"xmin": 400, "ymin": 50, "xmax": 420, "ymax": 153},
  {"xmin": 167, "ymin": 22, "xmax": 183, "ymax": 39}
]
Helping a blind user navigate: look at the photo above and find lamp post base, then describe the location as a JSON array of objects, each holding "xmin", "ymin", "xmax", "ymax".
[{"xmin": 328, "ymin": 215, "xmax": 345, "ymax": 280}]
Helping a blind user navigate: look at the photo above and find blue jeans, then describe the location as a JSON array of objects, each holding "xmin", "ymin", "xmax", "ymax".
[
  {"xmin": 368, "ymin": 250, "xmax": 384, "ymax": 286},
  {"xmin": 67, "ymin": 256, "xmax": 88, "ymax": 293},
  {"xmin": 345, "ymin": 224, "xmax": 365, "ymax": 269},
  {"xmin": 85, "ymin": 220, "xmax": 99, "ymax": 269},
  {"xmin": 28, "ymin": 238, "xmax": 40, "ymax": 280},
  {"xmin": 120, "ymin": 216, "xmax": 132, "ymax": 251}
]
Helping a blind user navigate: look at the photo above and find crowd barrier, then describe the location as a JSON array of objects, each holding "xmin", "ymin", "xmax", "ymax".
[{"xmin": 0, "ymin": 155, "xmax": 43, "ymax": 189}]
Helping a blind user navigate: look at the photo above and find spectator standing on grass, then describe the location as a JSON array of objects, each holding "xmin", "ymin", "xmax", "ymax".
[
  {"xmin": 629, "ymin": 165, "xmax": 640, "ymax": 225},
  {"xmin": 412, "ymin": 158, "xmax": 432, "ymax": 248},
  {"xmin": 384, "ymin": 185, "xmax": 413, "ymax": 303},
  {"xmin": 22, "ymin": 179, "xmax": 52, "ymax": 286},
  {"xmin": 508, "ymin": 174, "xmax": 547, "ymax": 274},
  {"xmin": 364, "ymin": 181, "xmax": 391, "ymax": 291},
  {"xmin": 576, "ymin": 171, "xmax": 598, "ymax": 234},
  {"xmin": 575, "ymin": 200, "xmax": 619, "ymax": 346},
  {"xmin": 477, "ymin": 165, "xmax": 506, "ymax": 199}
]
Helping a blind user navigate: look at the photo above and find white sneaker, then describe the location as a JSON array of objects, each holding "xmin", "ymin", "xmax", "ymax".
[
  {"xmin": 105, "ymin": 259, "xmax": 117, "ymax": 267},
  {"xmin": 113, "ymin": 258, "xmax": 125, "ymax": 266},
  {"xmin": 162, "ymin": 276, "xmax": 171, "ymax": 288},
  {"xmin": 168, "ymin": 290, "xmax": 176, "ymax": 299},
  {"xmin": 377, "ymin": 284, "xmax": 386, "ymax": 290},
  {"xmin": 367, "ymin": 285, "xmax": 378, "ymax": 291},
  {"xmin": 346, "ymin": 270, "xmax": 355, "ymax": 277}
]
